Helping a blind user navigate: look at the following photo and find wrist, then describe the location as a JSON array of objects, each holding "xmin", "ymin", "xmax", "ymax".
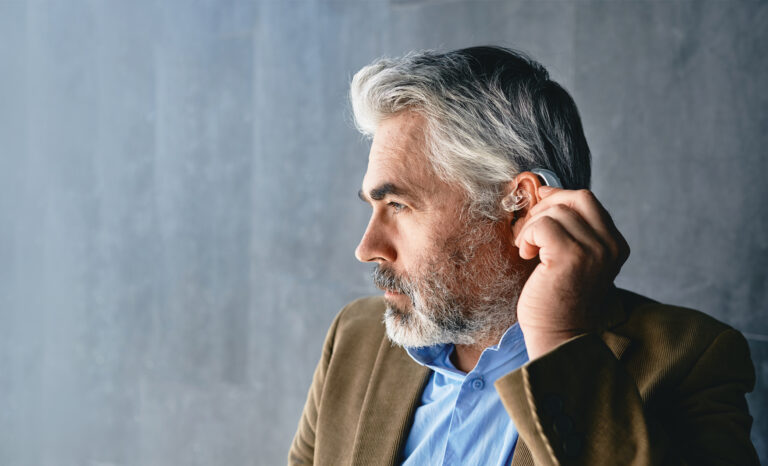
[{"xmin": 522, "ymin": 328, "xmax": 582, "ymax": 360}]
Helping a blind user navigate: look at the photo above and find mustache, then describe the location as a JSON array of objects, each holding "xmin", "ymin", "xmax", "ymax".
[{"xmin": 371, "ymin": 265, "xmax": 413, "ymax": 296}]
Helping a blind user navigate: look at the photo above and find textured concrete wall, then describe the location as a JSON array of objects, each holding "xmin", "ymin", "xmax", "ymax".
[{"xmin": 0, "ymin": 1, "xmax": 765, "ymax": 464}]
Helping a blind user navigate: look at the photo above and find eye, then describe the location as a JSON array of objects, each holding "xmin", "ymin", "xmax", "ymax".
[{"xmin": 387, "ymin": 201, "xmax": 407, "ymax": 213}]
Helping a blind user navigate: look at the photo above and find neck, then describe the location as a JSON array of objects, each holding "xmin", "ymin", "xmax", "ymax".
[{"xmin": 450, "ymin": 332, "xmax": 503, "ymax": 373}]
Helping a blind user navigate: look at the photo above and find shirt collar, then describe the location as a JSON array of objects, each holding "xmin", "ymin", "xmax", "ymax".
[{"xmin": 405, "ymin": 323, "xmax": 527, "ymax": 379}]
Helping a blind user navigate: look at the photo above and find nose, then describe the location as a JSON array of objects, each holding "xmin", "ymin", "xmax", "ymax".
[{"xmin": 355, "ymin": 214, "xmax": 396, "ymax": 263}]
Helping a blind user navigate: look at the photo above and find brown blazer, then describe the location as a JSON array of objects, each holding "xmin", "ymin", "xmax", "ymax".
[{"xmin": 288, "ymin": 287, "xmax": 758, "ymax": 465}]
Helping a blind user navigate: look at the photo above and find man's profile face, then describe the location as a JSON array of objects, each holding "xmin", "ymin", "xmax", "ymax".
[{"xmin": 356, "ymin": 110, "xmax": 529, "ymax": 348}]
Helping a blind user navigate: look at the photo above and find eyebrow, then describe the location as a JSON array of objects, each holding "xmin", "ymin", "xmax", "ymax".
[{"xmin": 358, "ymin": 183, "xmax": 416, "ymax": 204}]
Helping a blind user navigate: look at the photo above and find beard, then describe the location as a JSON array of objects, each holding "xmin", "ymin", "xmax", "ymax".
[{"xmin": 372, "ymin": 215, "xmax": 526, "ymax": 348}]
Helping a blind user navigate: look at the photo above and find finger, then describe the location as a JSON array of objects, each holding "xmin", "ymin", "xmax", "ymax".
[
  {"xmin": 515, "ymin": 215, "xmax": 581, "ymax": 262},
  {"xmin": 519, "ymin": 204, "xmax": 606, "ymax": 257},
  {"xmin": 529, "ymin": 189, "xmax": 627, "ymax": 264},
  {"xmin": 537, "ymin": 186, "xmax": 560, "ymax": 198},
  {"xmin": 530, "ymin": 189, "xmax": 603, "ymax": 227}
]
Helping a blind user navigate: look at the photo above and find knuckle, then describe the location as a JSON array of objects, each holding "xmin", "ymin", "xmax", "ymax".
[
  {"xmin": 585, "ymin": 242, "xmax": 604, "ymax": 265},
  {"xmin": 606, "ymin": 242, "xmax": 620, "ymax": 261},
  {"xmin": 571, "ymin": 244, "xmax": 590, "ymax": 263},
  {"xmin": 551, "ymin": 204, "xmax": 572, "ymax": 216},
  {"xmin": 577, "ymin": 189, "xmax": 595, "ymax": 202},
  {"xmin": 538, "ymin": 215, "xmax": 558, "ymax": 227},
  {"xmin": 596, "ymin": 243, "xmax": 611, "ymax": 263}
]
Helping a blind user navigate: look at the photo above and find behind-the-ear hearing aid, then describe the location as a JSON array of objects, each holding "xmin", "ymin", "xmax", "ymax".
[
  {"xmin": 501, "ymin": 168, "xmax": 563, "ymax": 214},
  {"xmin": 530, "ymin": 168, "xmax": 563, "ymax": 189}
]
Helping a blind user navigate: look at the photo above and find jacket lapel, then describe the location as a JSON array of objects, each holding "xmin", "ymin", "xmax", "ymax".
[{"xmin": 350, "ymin": 335, "xmax": 431, "ymax": 465}]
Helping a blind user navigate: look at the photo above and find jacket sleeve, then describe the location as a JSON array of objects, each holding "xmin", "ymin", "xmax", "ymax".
[
  {"xmin": 287, "ymin": 310, "xmax": 342, "ymax": 465},
  {"xmin": 494, "ymin": 329, "xmax": 758, "ymax": 465}
]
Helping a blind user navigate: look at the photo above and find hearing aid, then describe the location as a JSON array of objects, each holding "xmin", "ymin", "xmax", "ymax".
[
  {"xmin": 530, "ymin": 168, "xmax": 563, "ymax": 189},
  {"xmin": 501, "ymin": 168, "xmax": 563, "ymax": 214}
]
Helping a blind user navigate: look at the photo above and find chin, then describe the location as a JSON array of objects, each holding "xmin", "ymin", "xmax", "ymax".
[
  {"xmin": 382, "ymin": 304, "xmax": 477, "ymax": 348},
  {"xmin": 383, "ymin": 307, "xmax": 426, "ymax": 348}
]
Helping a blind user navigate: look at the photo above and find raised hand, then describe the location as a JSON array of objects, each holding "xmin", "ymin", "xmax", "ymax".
[{"xmin": 513, "ymin": 186, "xmax": 630, "ymax": 359}]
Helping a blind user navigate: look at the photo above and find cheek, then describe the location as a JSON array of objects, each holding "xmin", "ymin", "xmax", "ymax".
[{"xmin": 397, "ymin": 222, "xmax": 438, "ymax": 258}]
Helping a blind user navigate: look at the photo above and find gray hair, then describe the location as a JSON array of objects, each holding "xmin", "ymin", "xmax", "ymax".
[{"xmin": 349, "ymin": 46, "xmax": 591, "ymax": 219}]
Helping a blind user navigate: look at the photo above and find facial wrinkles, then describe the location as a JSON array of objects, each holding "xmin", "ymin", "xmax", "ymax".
[
  {"xmin": 373, "ymin": 210, "xmax": 525, "ymax": 348},
  {"xmin": 367, "ymin": 128, "xmax": 447, "ymax": 210}
]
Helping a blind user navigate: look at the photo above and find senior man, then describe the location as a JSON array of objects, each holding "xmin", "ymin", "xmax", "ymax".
[{"xmin": 288, "ymin": 46, "xmax": 758, "ymax": 465}]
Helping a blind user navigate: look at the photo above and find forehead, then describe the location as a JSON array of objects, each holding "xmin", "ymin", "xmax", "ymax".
[{"xmin": 362, "ymin": 111, "xmax": 440, "ymax": 194}]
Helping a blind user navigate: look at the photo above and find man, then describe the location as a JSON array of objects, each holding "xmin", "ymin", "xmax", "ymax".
[{"xmin": 288, "ymin": 46, "xmax": 758, "ymax": 465}]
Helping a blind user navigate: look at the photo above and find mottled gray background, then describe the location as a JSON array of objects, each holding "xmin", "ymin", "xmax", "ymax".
[{"xmin": 0, "ymin": 1, "xmax": 766, "ymax": 465}]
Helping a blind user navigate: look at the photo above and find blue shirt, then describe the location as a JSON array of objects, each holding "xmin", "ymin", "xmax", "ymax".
[{"xmin": 401, "ymin": 323, "xmax": 529, "ymax": 466}]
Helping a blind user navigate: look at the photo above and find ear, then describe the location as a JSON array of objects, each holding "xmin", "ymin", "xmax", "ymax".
[{"xmin": 501, "ymin": 171, "xmax": 546, "ymax": 241}]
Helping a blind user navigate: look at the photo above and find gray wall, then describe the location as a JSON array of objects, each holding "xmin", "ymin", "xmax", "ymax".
[{"xmin": 1, "ymin": 1, "xmax": 766, "ymax": 464}]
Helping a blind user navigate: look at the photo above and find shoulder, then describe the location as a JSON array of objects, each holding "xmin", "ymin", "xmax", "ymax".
[
  {"xmin": 336, "ymin": 295, "xmax": 387, "ymax": 330},
  {"xmin": 322, "ymin": 296, "xmax": 389, "ymax": 362},
  {"xmin": 615, "ymin": 287, "xmax": 735, "ymax": 345},
  {"xmin": 611, "ymin": 288, "xmax": 752, "ymax": 396},
  {"xmin": 333, "ymin": 295, "xmax": 387, "ymax": 341}
]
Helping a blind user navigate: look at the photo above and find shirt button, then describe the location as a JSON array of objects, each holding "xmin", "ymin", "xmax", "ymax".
[{"xmin": 470, "ymin": 377, "xmax": 485, "ymax": 391}]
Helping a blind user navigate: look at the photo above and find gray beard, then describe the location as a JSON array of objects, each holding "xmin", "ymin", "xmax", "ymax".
[{"xmin": 373, "ymin": 219, "xmax": 525, "ymax": 348}]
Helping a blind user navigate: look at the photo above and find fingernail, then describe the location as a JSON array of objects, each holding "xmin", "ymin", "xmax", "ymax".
[{"xmin": 539, "ymin": 186, "xmax": 554, "ymax": 194}]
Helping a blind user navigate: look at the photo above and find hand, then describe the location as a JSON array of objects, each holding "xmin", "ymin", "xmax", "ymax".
[{"xmin": 513, "ymin": 187, "xmax": 630, "ymax": 359}]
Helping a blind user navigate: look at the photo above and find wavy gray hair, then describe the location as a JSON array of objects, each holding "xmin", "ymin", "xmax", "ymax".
[{"xmin": 349, "ymin": 46, "xmax": 591, "ymax": 219}]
